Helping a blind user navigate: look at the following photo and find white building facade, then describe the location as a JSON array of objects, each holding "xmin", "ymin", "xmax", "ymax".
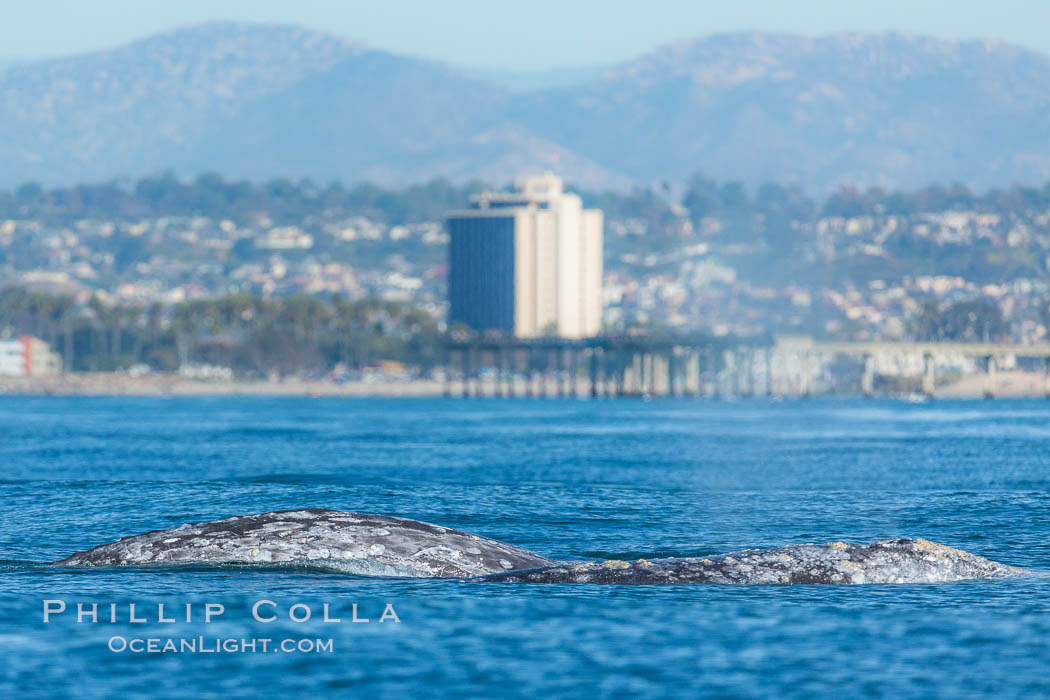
[
  {"xmin": 0, "ymin": 336, "xmax": 62, "ymax": 377},
  {"xmin": 447, "ymin": 174, "xmax": 603, "ymax": 339}
]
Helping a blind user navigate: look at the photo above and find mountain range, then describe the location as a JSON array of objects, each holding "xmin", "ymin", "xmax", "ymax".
[{"xmin": 3, "ymin": 22, "xmax": 1050, "ymax": 192}]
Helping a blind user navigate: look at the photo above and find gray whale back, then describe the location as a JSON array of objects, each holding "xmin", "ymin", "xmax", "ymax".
[
  {"xmin": 53, "ymin": 508, "xmax": 554, "ymax": 577},
  {"xmin": 54, "ymin": 511, "xmax": 1031, "ymax": 585},
  {"xmin": 474, "ymin": 538, "xmax": 1031, "ymax": 585}
]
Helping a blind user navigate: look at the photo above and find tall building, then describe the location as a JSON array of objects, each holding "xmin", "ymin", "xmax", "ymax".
[{"xmin": 447, "ymin": 174, "xmax": 603, "ymax": 339}]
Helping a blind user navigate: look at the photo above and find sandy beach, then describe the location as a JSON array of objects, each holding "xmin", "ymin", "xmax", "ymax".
[
  {"xmin": 934, "ymin": 370, "xmax": 1050, "ymax": 399},
  {"xmin": 0, "ymin": 373, "xmax": 448, "ymax": 397}
]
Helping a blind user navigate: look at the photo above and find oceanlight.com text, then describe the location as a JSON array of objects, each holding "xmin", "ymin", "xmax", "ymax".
[{"xmin": 107, "ymin": 636, "xmax": 335, "ymax": 654}]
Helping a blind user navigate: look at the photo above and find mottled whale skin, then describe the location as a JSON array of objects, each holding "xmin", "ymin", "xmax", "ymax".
[
  {"xmin": 474, "ymin": 538, "xmax": 1031, "ymax": 585},
  {"xmin": 53, "ymin": 508, "xmax": 554, "ymax": 577},
  {"xmin": 54, "ymin": 511, "xmax": 1030, "ymax": 585}
]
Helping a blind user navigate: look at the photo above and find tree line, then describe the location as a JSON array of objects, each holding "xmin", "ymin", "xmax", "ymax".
[
  {"xmin": 0, "ymin": 173, "xmax": 490, "ymax": 226},
  {"xmin": 5, "ymin": 172, "xmax": 1050, "ymax": 228},
  {"xmin": 911, "ymin": 299, "xmax": 1012, "ymax": 343},
  {"xmin": 0, "ymin": 288, "xmax": 444, "ymax": 376}
]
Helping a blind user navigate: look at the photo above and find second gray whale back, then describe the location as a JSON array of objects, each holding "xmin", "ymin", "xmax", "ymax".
[
  {"xmin": 475, "ymin": 538, "xmax": 1030, "ymax": 585},
  {"xmin": 53, "ymin": 508, "xmax": 554, "ymax": 577}
]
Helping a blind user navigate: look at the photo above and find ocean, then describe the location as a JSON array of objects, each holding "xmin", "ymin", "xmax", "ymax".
[{"xmin": 2, "ymin": 396, "xmax": 1050, "ymax": 697}]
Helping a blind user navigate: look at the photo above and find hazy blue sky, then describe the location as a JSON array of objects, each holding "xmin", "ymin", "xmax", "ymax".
[{"xmin": 5, "ymin": 0, "xmax": 1050, "ymax": 69}]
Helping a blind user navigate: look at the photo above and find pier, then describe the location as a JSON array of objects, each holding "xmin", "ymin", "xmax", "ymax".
[
  {"xmin": 444, "ymin": 335, "xmax": 1050, "ymax": 399},
  {"xmin": 443, "ymin": 335, "xmax": 752, "ymax": 398},
  {"xmin": 807, "ymin": 340, "xmax": 1050, "ymax": 399}
]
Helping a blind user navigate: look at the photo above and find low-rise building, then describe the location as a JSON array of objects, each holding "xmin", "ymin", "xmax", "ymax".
[{"xmin": 0, "ymin": 336, "xmax": 63, "ymax": 377}]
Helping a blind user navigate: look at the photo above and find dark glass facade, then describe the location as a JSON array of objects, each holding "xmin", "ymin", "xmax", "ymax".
[{"xmin": 448, "ymin": 215, "xmax": 516, "ymax": 333}]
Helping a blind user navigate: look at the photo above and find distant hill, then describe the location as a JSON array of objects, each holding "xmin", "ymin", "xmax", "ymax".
[
  {"xmin": 518, "ymin": 33, "xmax": 1050, "ymax": 190},
  {"xmin": 0, "ymin": 23, "xmax": 362, "ymax": 187},
  {"xmin": 3, "ymin": 23, "xmax": 1050, "ymax": 191}
]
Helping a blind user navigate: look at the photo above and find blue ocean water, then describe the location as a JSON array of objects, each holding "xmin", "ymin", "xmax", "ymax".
[{"xmin": 2, "ymin": 396, "xmax": 1050, "ymax": 698}]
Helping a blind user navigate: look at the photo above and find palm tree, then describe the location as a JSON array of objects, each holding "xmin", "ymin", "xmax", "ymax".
[{"xmin": 52, "ymin": 295, "xmax": 76, "ymax": 372}]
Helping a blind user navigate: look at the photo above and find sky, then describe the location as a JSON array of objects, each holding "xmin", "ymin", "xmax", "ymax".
[{"xmin": 3, "ymin": 0, "xmax": 1050, "ymax": 70}]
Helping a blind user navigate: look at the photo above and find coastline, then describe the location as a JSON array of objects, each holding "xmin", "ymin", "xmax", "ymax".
[
  {"xmin": 0, "ymin": 374, "xmax": 447, "ymax": 397},
  {"xmin": 2, "ymin": 370, "xmax": 1049, "ymax": 398}
]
